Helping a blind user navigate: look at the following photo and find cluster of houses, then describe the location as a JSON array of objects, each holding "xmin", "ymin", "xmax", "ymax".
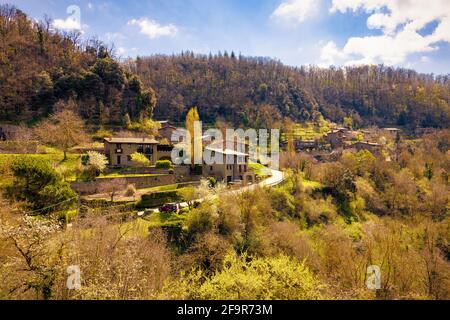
[
  {"xmin": 103, "ymin": 121, "xmax": 255, "ymax": 185},
  {"xmin": 292, "ymin": 127, "xmax": 403, "ymax": 157}
]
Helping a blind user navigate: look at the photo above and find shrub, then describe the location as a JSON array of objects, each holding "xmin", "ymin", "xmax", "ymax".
[
  {"xmin": 156, "ymin": 160, "xmax": 173, "ymax": 170},
  {"xmin": 8, "ymin": 156, "xmax": 76, "ymax": 213},
  {"xmin": 93, "ymin": 127, "xmax": 113, "ymax": 141},
  {"xmin": 125, "ymin": 184, "xmax": 137, "ymax": 197},
  {"xmin": 161, "ymin": 253, "xmax": 324, "ymax": 300},
  {"xmin": 131, "ymin": 152, "xmax": 151, "ymax": 167},
  {"xmin": 85, "ymin": 151, "xmax": 108, "ymax": 172},
  {"xmin": 137, "ymin": 191, "xmax": 181, "ymax": 209}
]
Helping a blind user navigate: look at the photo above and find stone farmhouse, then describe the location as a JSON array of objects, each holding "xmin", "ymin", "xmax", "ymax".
[
  {"xmin": 104, "ymin": 137, "xmax": 173, "ymax": 167},
  {"xmin": 158, "ymin": 121, "xmax": 178, "ymax": 142},
  {"xmin": 325, "ymin": 128, "xmax": 356, "ymax": 148},
  {"xmin": 103, "ymin": 127, "xmax": 256, "ymax": 185},
  {"xmin": 203, "ymin": 139, "xmax": 255, "ymax": 184}
]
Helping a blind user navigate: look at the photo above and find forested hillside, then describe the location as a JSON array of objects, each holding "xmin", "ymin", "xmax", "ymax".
[
  {"xmin": 134, "ymin": 52, "xmax": 450, "ymax": 128},
  {"xmin": 1, "ymin": 4, "xmax": 449, "ymax": 129},
  {"xmin": 0, "ymin": 5, "xmax": 156, "ymax": 124}
]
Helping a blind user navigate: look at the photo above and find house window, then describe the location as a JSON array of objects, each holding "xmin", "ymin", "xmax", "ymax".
[
  {"xmin": 210, "ymin": 166, "xmax": 213, "ymax": 172},
  {"xmin": 127, "ymin": 155, "xmax": 132, "ymax": 162},
  {"xmin": 137, "ymin": 145, "xmax": 144, "ymax": 153},
  {"xmin": 239, "ymin": 165, "xmax": 242, "ymax": 172},
  {"xmin": 116, "ymin": 144, "xmax": 123, "ymax": 154},
  {"xmin": 145, "ymin": 145, "xmax": 153, "ymax": 154}
]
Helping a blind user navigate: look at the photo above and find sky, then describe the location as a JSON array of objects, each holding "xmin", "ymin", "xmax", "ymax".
[{"xmin": 5, "ymin": 0, "xmax": 450, "ymax": 74}]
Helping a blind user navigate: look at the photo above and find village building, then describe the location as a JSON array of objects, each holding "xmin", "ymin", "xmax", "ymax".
[
  {"xmin": 325, "ymin": 128, "xmax": 351, "ymax": 148},
  {"xmin": 104, "ymin": 137, "xmax": 173, "ymax": 167},
  {"xmin": 199, "ymin": 138, "xmax": 254, "ymax": 184},
  {"xmin": 103, "ymin": 135, "xmax": 255, "ymax": 185},
  {"xmin": 384, "ymin": 128, "xmax": 401, "ymax": 139},
  {"xmin": 351, "ymin": 141, "xmax": 382, "ymax": 155},
  {"xmin": 294, "ymin": 139, "xmax": 319, "ymax": 151},
  {"xmin": 158, "ymin": 121, "xmax": 178, "ymax": 142}
]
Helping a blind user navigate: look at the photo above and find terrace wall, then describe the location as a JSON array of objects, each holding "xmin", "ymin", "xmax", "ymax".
[
  {"xmin": 0, "ymin": 141, "xmax": 38, "ymax": 154},
  {"xmin": 71, "ymin": 170, "xmax": 198, "ymax": 195}
]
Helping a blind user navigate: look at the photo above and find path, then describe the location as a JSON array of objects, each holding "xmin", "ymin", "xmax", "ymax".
[{"xmin": 141, "ymin": 168, "xmax": 285, "ymax": 214}]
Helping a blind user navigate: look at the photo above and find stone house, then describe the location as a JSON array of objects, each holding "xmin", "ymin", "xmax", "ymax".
[
  {"xmin": 325, "ymin": 128, "xmax": 349, "ymax": 148},
  {"xmin": 158, "ymin": 121, "xmax": 178, "ymax": 142},
  {"xmin": 352, "ymin": 141, "xmax": 382, "ymax": 155},
  {"xmin": 104, "ymin": 137, "xmax": 173, "ymax": 167},
  {"xmin": 202, "ymin": 139, "xmax": 255, "ymax": 184}
]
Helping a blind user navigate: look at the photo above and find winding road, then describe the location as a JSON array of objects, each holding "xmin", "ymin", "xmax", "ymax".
[{"xmin": 139, "ymin": 168, "xmax": 285, "ymax": 214}]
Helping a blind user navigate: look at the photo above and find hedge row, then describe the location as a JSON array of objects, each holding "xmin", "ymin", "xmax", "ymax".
[{"xmin": 136, "ymin": 190, "xmax": 182, "ymax": 209}]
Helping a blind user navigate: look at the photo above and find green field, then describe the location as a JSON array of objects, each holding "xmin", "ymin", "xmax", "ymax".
[
  {"xmin": 137, "ymin": 182, "xmax": 199, "ymax": 193},
  {"xmin": 122, "ymin": 212, "xmax": 187, "ymax": 237},
  {"xmin": 0, "ymin": 152, "xmax": 81, "ymax": 184},
  {"xmin": 281, "ymin": 122, "xmax": 332, "ymax": 142}
]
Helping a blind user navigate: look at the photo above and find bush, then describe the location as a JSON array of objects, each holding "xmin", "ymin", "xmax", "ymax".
[
  {"xmin": 161, "ymin": 253, "xmax": 324, "ymax": 300},
  {"xmin": 92, "ymin": 127, "xmax": 113, "ymax": 141},
  {"xmin": 8, "ymin": 156, "xmax": 76, "ymax": 213},
  {"xmin": 131, "ymin": 152, "xmax": 151, "ymax": 167},
  {"xmin": 156, "ymin": 160, "xmax": 173, "ymax": 170},
  {"xmin": 136, "ymin": 191, "xmax": 181, "ymax": 209},
  {"xmin": 125, "ymin": 184, "xmax": 137, "ymax": 197}
]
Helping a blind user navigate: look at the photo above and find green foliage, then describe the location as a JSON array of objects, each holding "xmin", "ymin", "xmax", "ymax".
[
  {"xmin": 424, "ymin": 162, "xmax": 434, "ymax": 180},
  {"xmin": 186, "ymin": 202, "xmax": 218, "ymax": 236},
  {"xmin": 162, "ymin": 253, "xmax": 324, "ymax": 300},
  {"xmin": 155, "ymin": 160, "xmax": 173, "ymax": 169},
  {"xmin": 136, "ymin": 191, "xmax": 181, "ymax": 209},
  {"xmin": 8, "ymin": 156, "xmax": 76, "ymax": 213},
  {"xmin": 128, "ymin": 118, "xmax": 161, "ymax": 136},
  {"xmin": 268, "ymin": 187, "xmax": 297, "ymax": 218},
  {"xmin": 130, "ymin": 152, "xmax": 151, "ymax": 167},
  {"xmin": 92, "ymin": 127, "xmax": 113, "ymax": 141}
]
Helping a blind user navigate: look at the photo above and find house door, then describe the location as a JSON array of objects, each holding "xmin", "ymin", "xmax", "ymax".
[
  {"xmin": 117, "ymin": 155, "xmax": 121, "ymax": 166},
  {"xmin": 227, "ymin": 176, "xmax": 232, "ymax": 183}
]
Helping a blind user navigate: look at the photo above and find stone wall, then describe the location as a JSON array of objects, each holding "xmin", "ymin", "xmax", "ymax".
[
  {"xmin": 71, "ymin": 168, "xmax": 198, "ymax": 195},
  {"xmin": 0, "ymin": 141, "xmax": 38, "ymax": 154},
  {"xmin": 103, "ymin": 165, "xmax": 190, "ymax": 176}
]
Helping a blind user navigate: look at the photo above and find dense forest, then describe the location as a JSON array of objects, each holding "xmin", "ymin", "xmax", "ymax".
[
  {"xmin": 134, "ymin": 53, "xmax": 450, "ymax": 128},
  {"xmin": 0, "ymin": 5, "xmax": 156, "ymax": 124}
]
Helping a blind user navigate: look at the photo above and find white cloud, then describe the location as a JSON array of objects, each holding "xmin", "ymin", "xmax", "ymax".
[
  {"xmin": 320, "ymin": 0, "xmax": 450, "ymax": 66},
  {"xmin": 116, "ymin": 47, "xmax": 137, "ymax": 57},
  {"xmin": 318, "ymin": 41, "xmax": 347, "ymax": 67},
  {"xmin": 420, "ymin": 56, "xmax": 430, "ymax": 63},
  {"xmin": 53, "ymin": 17, "xmax": 81, "ymax": 30},
  {"xmin": 128, "ymin": 18, "xmax": 178, "ymax": 39},
  {"xmin": 272, "ymin": 0, "xmax": 321, "ymax": 24}
]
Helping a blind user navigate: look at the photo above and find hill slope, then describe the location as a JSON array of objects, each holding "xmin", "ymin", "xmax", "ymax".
[
  {"xmin": 134, "ymin": 52, "xmax": 450, "ymax": 128},
  {"xmin": 0, "ymin": 4, "xmax": 156, "ymax": 124}
]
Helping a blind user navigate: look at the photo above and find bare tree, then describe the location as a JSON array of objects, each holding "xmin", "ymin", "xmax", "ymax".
[
  {"xmin": 35, "ymin": 104, "xmax": 89, "ymax": 160},
  {"xmin": 97, "ymin": 178, "xmax": 128, "ymax": 203}
]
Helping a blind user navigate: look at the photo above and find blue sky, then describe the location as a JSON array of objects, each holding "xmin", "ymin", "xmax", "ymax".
[{"xmin": 5, "ymin": 0, "xmax": 450, "ymax": 74}]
